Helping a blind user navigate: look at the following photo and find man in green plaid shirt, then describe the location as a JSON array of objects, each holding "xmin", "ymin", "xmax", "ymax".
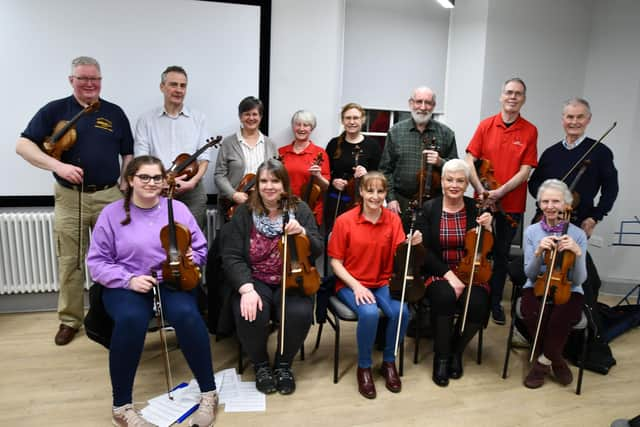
[{"xmin": 380, "ymin": 86, "xmax": 458, "ymax": 223}]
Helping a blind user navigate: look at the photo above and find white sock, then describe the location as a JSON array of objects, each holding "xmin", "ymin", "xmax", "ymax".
[{"xmin": 537, "ymin": 354, "xmax": 552, "ymax": 366}]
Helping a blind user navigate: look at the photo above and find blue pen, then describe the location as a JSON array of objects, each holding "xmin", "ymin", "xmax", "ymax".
[{"xmin": 176, "ymin": 403, "xmax": 200, "ymax": 424}]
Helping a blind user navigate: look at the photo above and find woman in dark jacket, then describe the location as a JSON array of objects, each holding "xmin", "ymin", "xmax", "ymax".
[
  {"xmin": 416, "ymin": 159, "xmax": 493, "ymax": 387},
  {"xmin": 222, "ymin": 158, "xmax": 322, "ymax": 396}
]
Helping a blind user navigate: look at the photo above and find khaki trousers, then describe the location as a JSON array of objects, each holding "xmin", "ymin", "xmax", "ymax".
[{"xmin": 54, "ymin": 183, "xmax": 122, "ymax": 329}]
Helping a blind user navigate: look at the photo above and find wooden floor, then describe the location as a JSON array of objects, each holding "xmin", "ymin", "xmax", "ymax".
[{"xmin": 0, "ymin": 294, "xmax": 638, "ymax": 427}]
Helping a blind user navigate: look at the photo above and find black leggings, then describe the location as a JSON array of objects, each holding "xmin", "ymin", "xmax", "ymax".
[
  {"xmin": 426, "ymin": 280, "xmax": 490, "ymax": 356},
  {"xmin": 232, "ymin": 279, "xmax": 313, "ymax": 366}
]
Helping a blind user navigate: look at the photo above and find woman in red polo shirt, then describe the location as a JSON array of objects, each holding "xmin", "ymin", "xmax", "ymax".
[
  {"xmin": 278, "ymin": 110, "xmax": 330, "ymax": 225},
  {"xmin": 328, "ymin": 172, "xmax": 422, "ymax": 399}
]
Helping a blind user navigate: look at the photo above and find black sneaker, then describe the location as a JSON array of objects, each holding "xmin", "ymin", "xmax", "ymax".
[
  {"xmin": 273, "ymin": 363, "xmax": 296, "ymax": 395},
  {"xmin": 491, "ymin": 305, "xmax": 506, "ymax": 325},
  {"xmin": 254, "ymin": 363, "xmax": 277, "ymax": 394}
]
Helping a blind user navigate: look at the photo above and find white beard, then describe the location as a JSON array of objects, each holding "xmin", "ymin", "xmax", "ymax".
[{"xmin": 411, "ymin": 110, "xmax": 432, "ymax": 125}]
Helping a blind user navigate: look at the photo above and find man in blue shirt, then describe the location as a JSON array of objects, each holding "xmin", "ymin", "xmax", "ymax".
[
  {"xmin": 134, "ymin": 66, "xmax": 211, "ymax": 231},
  {"xmin": 16, "ymin": 56, "xmax": 133, "ymax": 345}
]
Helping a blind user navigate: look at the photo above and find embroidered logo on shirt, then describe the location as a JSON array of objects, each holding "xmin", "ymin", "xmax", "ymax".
[
  {"xmin": 513, "ymin": 140, "xmax": 523, "ymax": 146},
  {"xmin": 95, "ymin": 117, "xmax": 113, "ymax": 132}
]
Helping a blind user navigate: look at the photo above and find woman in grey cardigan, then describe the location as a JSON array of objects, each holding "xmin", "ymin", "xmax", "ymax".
[{"xmin": 214, "ymin": 96, "xmax": 278, "ymax": 223}]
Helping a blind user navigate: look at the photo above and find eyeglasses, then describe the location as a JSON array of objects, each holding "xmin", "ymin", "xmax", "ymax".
[
  {"xmin": 73, "ymin": 76, "xmax": 102, "ymax": 83},
  {"xmin": 135, "ymin": 174, "xmax": 164, "ymax": 184}
]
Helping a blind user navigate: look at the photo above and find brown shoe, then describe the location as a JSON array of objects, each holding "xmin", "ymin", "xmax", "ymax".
[
  {"xmin": 54, "ymin": 324, "xmax": 78, "ymax": 346},
  {"xmin": 524, "ymin": 361, "xmax": 551, "ymax": 389},
  {"xmin": 552, "ymin": 359, "xmax": 574, "ymax": 386},
  {"xmin": 379, "ymin": 361, "xmax": 401, "ymax": 393},
  {"xmin": 356, "ymin": 367, "xmax": 376, "ymax": 399}
]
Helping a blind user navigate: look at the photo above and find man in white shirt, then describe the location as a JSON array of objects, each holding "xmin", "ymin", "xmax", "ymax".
[{"xmin": 134, "ymin": 65, "xmax": 210, "ymax": 230}]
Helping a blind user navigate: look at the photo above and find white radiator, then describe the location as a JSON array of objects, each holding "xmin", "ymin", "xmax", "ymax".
[
  {"xmin": 0, "ymin": 208, "xmax": 219, "ymax": 295},
  {"xmin": 0, "ymin": 211, "xmax": 59, "ymax": 294}
]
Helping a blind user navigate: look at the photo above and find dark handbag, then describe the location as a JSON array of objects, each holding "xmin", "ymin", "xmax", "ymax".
[{"xmin": 83, "ymin": 284, "xmax": 113, "ymax": 349}]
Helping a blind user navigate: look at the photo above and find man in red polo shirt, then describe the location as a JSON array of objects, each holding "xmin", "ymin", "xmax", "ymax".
[{"xmin": 465, "ymin": 77, "xmax": 538, "ymax": 324}]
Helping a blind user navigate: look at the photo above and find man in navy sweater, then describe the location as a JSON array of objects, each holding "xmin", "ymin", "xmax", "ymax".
[{"xmin": 528, "ymin": 97, "xmax": 618, "ymax": 306}]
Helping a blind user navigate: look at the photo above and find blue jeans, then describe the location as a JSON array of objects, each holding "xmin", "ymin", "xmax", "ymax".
[
  {"xmin": 102, "ymin": 284, "xmax": 216, "ymax": 406},
  {"xmin": 490, "ymin": 212, "xmax": 522, "ymax": 308},
  {"xmin": 337, "ymin": 285, "xmax": 409, "ymax": 368}
]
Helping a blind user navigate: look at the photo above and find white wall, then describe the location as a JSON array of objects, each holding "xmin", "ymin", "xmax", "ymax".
[
  {"xmin": 581, "ymin": 0, "xmax": 640, "ymax": 287},
  {"xmin": 268, "ymin": 0, "xmax": 345, "ymax": 148},
  {"xmin": 443, "ymin": 0, "xmax": 489, "ymax": 158},
  {"xmin": 342, "ymin": 0, "xmax": 450, "ymax": 112},
  {"xmin": 1, "ymin": 0, "xmax": 261, "ymax": 196}
]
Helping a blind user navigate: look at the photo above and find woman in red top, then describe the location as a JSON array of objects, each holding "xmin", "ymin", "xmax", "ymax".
[
  {"xmin": 329, "ymin": 172, "xmax": 422, "ymax": 399},
  {"xmin": 415, "ymin": 159, "xmax": 493, "ymax": 387},
  {"xmin": 278, "ymin": 110, "xmax": 330, "ymax": 225}
]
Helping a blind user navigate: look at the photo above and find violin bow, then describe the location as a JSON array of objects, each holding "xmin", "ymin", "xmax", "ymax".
[
  {"xmin": 459, "ymin": 212, "xmax": 485, "ymax": 335},
  {"xmin": 561, "ymin": 121, "xmax": 616, "ymax": 182},
  {"xmin": 279, "ymin": 195, "xmax": 290, "ymax": 356},
  {"xmin": 151, "ymin": 271, "xmax": 174, "ymax": 399},
  {"xmin": 529, "ymin": 210, "xmax": 569, "ymax": 362},
  {"xmin": 394, "ymin": 204, "xmax": 417, "ymax": 356}
]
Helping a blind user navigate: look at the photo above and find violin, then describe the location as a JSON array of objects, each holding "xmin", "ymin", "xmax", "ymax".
[
  {"xmin": 457, "ymin": 196, "xmax": 494, "ymax": 333},
  {"xmin": 166, "ymin": 136, "xmax": 222, "ymax": 180},
  {"xmin": 415, "ymin": 136, "xmax": 441, "ymax": 205},
  {"xmin": 389, "ymin": 203, "xmax": 426, "ymax": 305},
  {"xmin": 529, "ymin": 210, "xmax": 574, "ymax": 362},
  {"xmin": 160, "ymin": 174, "xmax": 202, "ymax": 291},
  {"xmin": 343, "ymin": 144, "xmax": 362, "ymax": 209},
  {"xmin": 389, "ymin": 203, "xmax": 426, "ymax": 356},
  {"xmin": 223, "ymin": 173, "xmax": 256, "ymax": 220},
  {"xmin": 43, "ymin": 101, "xmax": 100, "ymax": 160},
  {"xmin": 533, "ymin": 210, "xmax": 574, "ymax": 305},
  {"xmin": 301, "ymin": 152, "xmax": 325, "ymax": 210},
  {"xmin": 277, "ymin": 193, "xmax": 321, "ymax": 355},
  {"xmin": 160, "ymin": 137, "xmax": 221, "ymax": 290},
  {"xmin": 475, "ymin": 159, "xmax": 518, "ymax": 228},
  {"xmin": 278, "ymin": 194, "xmax": 321, "ymax": 297}
]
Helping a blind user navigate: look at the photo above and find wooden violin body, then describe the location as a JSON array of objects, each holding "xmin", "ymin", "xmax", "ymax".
[
  {"xmin": 223, "ymin": 173, "xmax": 257, "ymax": 220},
  {"xmin": 457, "ymin": 226, "xmax": 494, "ymax": 285},
  {"xmin": 278, "ymin": 232, "xmax": 321, "ymax": 296},
  {"xmin": 415, "ymin": 137, "xmax": 441, "ymax": 205},
  {"xmin": 43, "ymin": 101, "xmax": 100, "ymax": 160},
  {"xmin": 160, "ymin": 220, "xmax": 201, "ymax": 291},
  {"xmin": 167, "ymin": 136, "xmax": 222, "ymax": 179},
  {"xmin": 344, "ymin": 145, "xmax": 362, "ymax": 209},
  {"xmin": 301, "ymin": 153, "xmax": 324, "ymax": 210},
  {"xmin": 533, "ymin": 217, "xmax": 574, "ymax": 306},
  {"xmin": 389, "ymin": 241, "xmax": 426, "ymax": 303}
]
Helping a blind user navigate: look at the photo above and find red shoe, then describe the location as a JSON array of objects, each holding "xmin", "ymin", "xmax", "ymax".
[
  {"xmin": 524, "ymin": 361, "xmax": 550, "ymax": 389},
  {"xmin": 356, "ymin": 367, "xmax": 376, "ymax": 399},
  {"xmin": 379, "ymin": 361, "xmax": 401, "ymax": 393},
  {"xmin": 552, "ymin": 359, "xmax": 574, "ymax": 386}
]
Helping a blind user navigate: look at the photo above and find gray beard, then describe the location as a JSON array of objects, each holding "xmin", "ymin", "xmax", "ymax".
[{"xmin": 411, "ymin": 110, "xmax": 432, "ymax": 125}]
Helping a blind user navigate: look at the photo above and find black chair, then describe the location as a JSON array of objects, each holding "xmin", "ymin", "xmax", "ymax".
[
  {"xmin": 501, "ymin": 284, "xmax": 593, "ymax": 395},
  {"xmin": 412, "ymin": 299, "xmax": 486, "ymax": 365},
  {"xmin": 314, "ymin": 295, "xmax": 405, "ymax": 384}
]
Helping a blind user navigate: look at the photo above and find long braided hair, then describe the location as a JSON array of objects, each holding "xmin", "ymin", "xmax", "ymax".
[{"xmin": 120, "ymin": 156, "xmax": 166, "ymax": 225}]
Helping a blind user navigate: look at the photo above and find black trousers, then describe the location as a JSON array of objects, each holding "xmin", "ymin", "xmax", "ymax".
[
  {"xmin": 232, "ymin": 279, "xmax": 313, "ymax": 366},
  {"xmin": 426, "ymin": 280, "xmax": 490, "ymax": 356}
]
